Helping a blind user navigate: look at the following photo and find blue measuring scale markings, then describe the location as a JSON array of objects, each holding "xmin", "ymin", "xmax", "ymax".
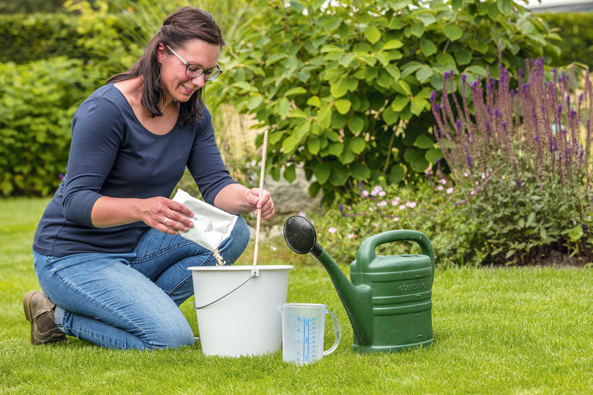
[{"xmin": 294, "ymin": 315, "xmax": 318, "ymax": 363}]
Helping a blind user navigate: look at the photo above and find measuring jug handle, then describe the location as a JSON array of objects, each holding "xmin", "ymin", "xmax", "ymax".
[{"xmin": 323, "ymin": 309, "xmax": 341, "ymax": 356}]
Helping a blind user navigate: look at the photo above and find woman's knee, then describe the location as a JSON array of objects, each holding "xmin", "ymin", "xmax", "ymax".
[{"xmin": 146, "ymin": 321, "xmax": 195, "ymax": 350}]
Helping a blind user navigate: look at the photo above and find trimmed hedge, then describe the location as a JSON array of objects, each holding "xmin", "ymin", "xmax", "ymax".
[
  {"xmin": 0, "ymin": 12, "xmax": 132, "ymax": 66},
  {"xmin": 539, "ymin": 12, "xmax": 593, "ymax": 70},
  {"xmin": 0, "ymin": 58, "xmax": 100, "ymax": 196}
]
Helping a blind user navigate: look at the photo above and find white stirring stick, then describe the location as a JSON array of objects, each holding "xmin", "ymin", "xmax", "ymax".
[{"xmin": 253, "ymin": 129, "xmax": 269, "ymax": 267}]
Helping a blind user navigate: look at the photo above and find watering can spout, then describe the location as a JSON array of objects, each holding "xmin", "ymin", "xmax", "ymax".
[{"xmin": 283, "ymin": 216, "xmax": 374, "ymax": 346}]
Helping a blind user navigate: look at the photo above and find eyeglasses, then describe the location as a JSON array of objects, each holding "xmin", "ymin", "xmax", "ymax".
[{"xmin": 165, "ymin": 45, "xmax": 223, "ymax": 81}]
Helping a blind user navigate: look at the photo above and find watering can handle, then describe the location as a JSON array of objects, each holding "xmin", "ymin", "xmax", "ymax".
[{"xmin": 356, "ymin": 230, "xmax": 435, "ymax": 282}]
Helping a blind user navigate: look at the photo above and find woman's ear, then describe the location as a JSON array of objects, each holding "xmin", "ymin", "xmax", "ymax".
[{"xmin": 156, "ymin": 43, "xmax": 166, "ymax": 63}]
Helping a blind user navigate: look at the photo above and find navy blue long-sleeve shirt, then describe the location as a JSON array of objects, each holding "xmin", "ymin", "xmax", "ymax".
[{"xmin": 33, "ymin": 83, "xmax": 236, "ymax": 257}]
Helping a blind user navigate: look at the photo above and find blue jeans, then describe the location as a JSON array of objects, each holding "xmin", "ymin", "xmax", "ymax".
[{"xmin": 32, "ymin": 216, "xmax": 250, "ymax": 350}]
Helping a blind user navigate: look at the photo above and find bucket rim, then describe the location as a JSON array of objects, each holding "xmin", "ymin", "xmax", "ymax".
[{"xmin": 188, "ymin": 265, "xmax": 294, "ymax": 271}]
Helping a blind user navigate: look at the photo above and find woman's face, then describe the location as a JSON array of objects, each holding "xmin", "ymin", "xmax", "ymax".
[{"xmin": 157, "ymin": 39, "xmax": 221, "ymax": 104}]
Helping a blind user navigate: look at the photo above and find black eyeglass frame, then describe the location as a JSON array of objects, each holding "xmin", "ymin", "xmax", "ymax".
[{"xmin": 165, "ymin": 45, "xmax": 223, "ymax": 81}]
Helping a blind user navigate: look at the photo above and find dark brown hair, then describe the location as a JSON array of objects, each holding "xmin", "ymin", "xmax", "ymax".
[{"xmin": 107, "ymin": 7, "xmax": 225, "ymax": 125}]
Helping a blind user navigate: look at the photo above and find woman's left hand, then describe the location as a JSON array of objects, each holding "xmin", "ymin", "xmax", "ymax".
[{"xmin": 245, "ymin": 188, "xmax": 274, "ymax": 220}]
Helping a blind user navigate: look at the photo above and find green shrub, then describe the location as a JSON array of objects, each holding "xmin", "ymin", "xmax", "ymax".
[
  {"xmin": 0, "ymin": 58, "xmax": 100, "ymax": 196},
  {"xmin": 539, "ymin": 12, "xmax": 593, "ymax": 70},
  {"xmin": 209, "ymin": 0, "xmax": 561, "ymax": 206}
]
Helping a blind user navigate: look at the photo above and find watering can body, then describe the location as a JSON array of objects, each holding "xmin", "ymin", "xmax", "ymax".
[{"xmin": 349, "ymin": 230, "xmax": 434, "ymax": 353}]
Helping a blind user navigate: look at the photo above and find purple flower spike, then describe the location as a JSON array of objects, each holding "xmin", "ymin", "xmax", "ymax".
[
  {"xmin": 583, "ymin": 224, "xmax": 589, "ymax": 234},
  {"xmin": 566, "ymin": 95, "xmax": 571, "ymax": 107},
  {"xmin": 339, "ymin": 202, "xmax": 344, "ymax": 214},
  {"xmin": 462, "ymin": 74, "xmax": 467, "ymax": 84},
  {"xmin": 431, "ymin": 90, "xmax": 437, "ymax": 103},
  {"xmin": 466, "ymin": 155, "xmax": 473, "ymax": 169},
  {"xmin": 510, "ymin": 89, "xmax": 515, "ymax": 98},
  {"xmin": 435, "ymin": 103, "xmax": 440, "ymax": 112},
  {"xmin": 515, "ymin": 179, "xmax": 521, "ymax": 189},
  {"xmin": 535, "ymin": 135, "xmax": 541, "ymax": 143},
  {"xmin": 59, "ymin": 174, "xmax": 65, "ymax": 181},
  {"xmin": 518, "ymin": 68, "xmax": 523, "ymax": 78},
  {"xmin": 436, "ymin": 158, "xmax": 441, "ymax": 164},
  {"xmin": 358, "ymin": 181, "xmax": 363, "ymax": 195},
  {"xmin": 456, "ymin": 119, "xmax": 462, "ymax": 131},
  {"xmin": 435, "ymin": 128, "xmax": 440, "ymax": 136}
]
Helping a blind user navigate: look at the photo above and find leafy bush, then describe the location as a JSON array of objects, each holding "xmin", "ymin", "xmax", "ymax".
[
  {"xmin": 0, "ymin": 58, "xmax": 100, "ymax": 196},
  {"xmin": 431, "ymin": 59, "xmax": 593, "ymax": 264},
  {"xmin": 210, "ymin": 0, "xmax": 561, "ymax": 206}
]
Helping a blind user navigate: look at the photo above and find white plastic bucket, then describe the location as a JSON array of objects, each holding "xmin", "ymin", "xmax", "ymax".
[{"xmin": 188, "ymin": 265, "xmax": 293, "ymax": 357}]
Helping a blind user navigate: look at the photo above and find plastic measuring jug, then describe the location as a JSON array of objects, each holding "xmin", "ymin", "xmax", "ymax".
[{"xmin": 277, "ymin": 303, "xmax": 341, "ymax": 364}]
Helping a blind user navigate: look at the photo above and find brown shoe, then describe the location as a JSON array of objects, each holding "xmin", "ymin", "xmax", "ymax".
[{"xmin": 23, "ymin": 291, "xmax": 68, "ymax": 345}]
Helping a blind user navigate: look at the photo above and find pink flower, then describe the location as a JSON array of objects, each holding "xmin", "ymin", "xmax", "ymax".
[
  {"xmin": 392, "ymin": 199, "xmax": 399, "ymax": 206},
  {"xmin": 399, "ymin": 205, "xmax": 406, "ymax": 210},
  {"xmin": 378, "ymin": 191, "xmax": 386, "ymax": 197},
  {"xmin": 470, "ymin": 190, "xmax": 476, "ymax": 195},
  {"xmin": 440, "ymin": 179, "xmax": 447, "ymax": 185},
  {"xmin": 475, "ymin": 181, "xmax": 479, "ymax": 185},
  {"xmin": 446, "ymin": 187, "xmax": 454, "ymax": 194},
  {"xmin": 378, "ymin": 201, "xmax": 387, "ymax": 207},
  {"xmin": 481, "ymin": 173, "xmax": 487, "ymax": 179},
  {"xmin": 371, "ymin": 190, "xmax": 378, "ymax": 196},
  {"xmin": 368, "ymin": 207, "xmax": 373, "ymax": 211},
  {"xmin": 347, "ymin": 233, "xmax": 354, "ymax": 239},
  {"xmin": 270, "ymin": 246, "xmax": 277, "ymax": 251},
  {"xmin": 406, "ymin": 202, "xmax": 417, "ymax": 208},
  {"xmin": 374, "ymin": 224, "xmax": 379, "ymax": 227},
  {"xmin": 436, "ymin": 186, "xmax": 444, "ymax": 191},
  {"xmin": 298, "ymin": 211, "xmax": 306, "ymax": 217},
  {"xmin": 328, "ymin": 227, "xmax": 336, "ymax": 233},
  {"xmin": 393, "ymin": 217, "xmax": 400, "ymax": 222},
  {"xmin": 464, "ymin": 172, "xmax": 469, "ymax": 177},
  {"xmin": 362, "ymin": 190, "xmax": 369, "ymax": 197}
]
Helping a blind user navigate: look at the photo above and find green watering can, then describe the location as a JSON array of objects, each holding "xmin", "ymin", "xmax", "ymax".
[{"xmin": 283, "ymin": 215, "xmax": 435, "ymax": 354}]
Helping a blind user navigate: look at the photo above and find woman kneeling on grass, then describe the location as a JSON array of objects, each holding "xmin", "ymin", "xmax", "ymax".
[{"xmin": 24, "ymin": 6, "xmax": 274, "ymax": 350}]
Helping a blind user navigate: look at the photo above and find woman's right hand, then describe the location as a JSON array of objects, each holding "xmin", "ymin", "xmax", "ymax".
[
  {"xmin": 138, "ymin": 197, "xmax": 195, "ymax": 235},
  {"xmin": 91, "ymin": 196, "xmax": 194, "ymax": 235}
]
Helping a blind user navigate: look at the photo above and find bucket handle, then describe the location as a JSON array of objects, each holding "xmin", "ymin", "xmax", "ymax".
[
  {"xmin": 194, "ymin": 268, "xmax": 259, "ymax": 310},
  {"xmin": 323, "ymin": 309, "xmax": 342, "ymax": 356}
]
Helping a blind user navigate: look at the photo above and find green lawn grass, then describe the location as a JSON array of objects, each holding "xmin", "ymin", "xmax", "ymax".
[{"xmin": 1, "ymin": 198, "xmax": 592, "ymax": 394}]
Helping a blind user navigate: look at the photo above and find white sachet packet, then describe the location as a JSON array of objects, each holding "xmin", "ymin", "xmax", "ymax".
[{"xmin": 172, "ymin": 189, "xmax": 238, "ymax": 252}]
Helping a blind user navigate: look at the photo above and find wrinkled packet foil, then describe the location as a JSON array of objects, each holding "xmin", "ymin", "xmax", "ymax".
[{"xmin": 172, "ymin": 189, "xmax": 238, "ymax": 252}]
